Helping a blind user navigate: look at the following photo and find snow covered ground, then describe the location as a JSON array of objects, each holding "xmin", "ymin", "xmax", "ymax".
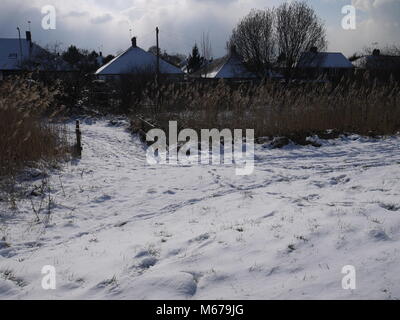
[{"xmin": 1, "ymin": 119, "xmax": 400, "ymax": 300}]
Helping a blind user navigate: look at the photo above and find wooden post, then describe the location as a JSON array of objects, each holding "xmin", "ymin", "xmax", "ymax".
[
  {"xmin": 155, "ymin": 27, "xmax": 161, "ymax": 112},
  {"xmin": 156, "ymin": 27, "xmax": 160, "ymax": 81},
  {"xmin": 75, "ymin": 120, "xmax": 82, "ymax": 157}
]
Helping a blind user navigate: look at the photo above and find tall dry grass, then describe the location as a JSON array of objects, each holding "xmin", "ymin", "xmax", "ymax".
[
  {"xmin": 135, "ymin": 77, "xmax": 400, "ymax": 138},
  {"xmin": 0, "ymin": 76, "xmax": 70, "ymax": 179}
]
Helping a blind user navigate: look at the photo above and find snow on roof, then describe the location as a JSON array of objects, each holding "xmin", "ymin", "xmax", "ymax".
[
  {"xmin": 298, "ymin": 52, "xmax": 354, "ymax": 69},
  {"xmin": 194, "ymin": 52, "xmax": 258, "ymax": 79},
  {"xmin": 95, "ymin": 45, "xmax": 183, "ymax": 75},
  {"xmin": 0, "ymin": 38, "xmax": 44, "ymax": 70}
]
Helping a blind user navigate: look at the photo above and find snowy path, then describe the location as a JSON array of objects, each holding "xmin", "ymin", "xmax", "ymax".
[{"xmin": 1, "ymin": 119, "xmax": 400, "ymax": 299}]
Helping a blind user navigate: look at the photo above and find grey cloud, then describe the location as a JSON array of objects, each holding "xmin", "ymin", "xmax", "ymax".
[
  {"xmin": 90, "ymin": 13, "xmax": 113, "ymax": 24},
  {"xmin": 0, "ymin": 0, "xmax": 398, "ymax": 59},
  {"xmin": 65, "ymin": 11, "xmax": 89, "ymax": 18}
]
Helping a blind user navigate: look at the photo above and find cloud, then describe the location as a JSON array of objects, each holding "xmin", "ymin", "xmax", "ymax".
[
  {"xmin": 90, "ymin": 13, "xmax": 113, "ymax": 24},
  {"xmin": 328, "ymin": 0, "xmax": 400, "ymax": 56},
  {"xmin": 65, "ymin": 11, "xmax": 89, "ymax": 18},
  {"xmin": 0, "ymin": 0, "xmax": 398, "ymax": 58}
]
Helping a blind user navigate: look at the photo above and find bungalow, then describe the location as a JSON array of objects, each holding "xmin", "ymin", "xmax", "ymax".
[
  {"xmin": 0, "ymin": 32, "xmax": 68, "ymax": 80},
  {"xmin": 297, "ymin": 48, "xmax": 354, "ymax": 80},
  {"xmin": 352, "ymin": 49, "xmax": 400, "ymax": 70},
  {"xmin": 95, "ymin": 37, "xmax": 184, "ymax": 80},
  {"xmin": 352, "ymin": 49, "xmax": 400, "ymax": 81},
  {"xmin": 192, "ymin": 46, "xmax": 258, "ymax": 80}
]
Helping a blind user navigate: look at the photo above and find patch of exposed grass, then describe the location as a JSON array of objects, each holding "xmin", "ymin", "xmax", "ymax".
[{"xmin": 0, "ymin": 268, "xmax": 27, "ymax": 288}]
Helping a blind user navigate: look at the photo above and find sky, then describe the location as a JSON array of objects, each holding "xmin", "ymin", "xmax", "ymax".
[{"xmin": 0, "ymin": 0, "xmax": 399, "ymax": 58}]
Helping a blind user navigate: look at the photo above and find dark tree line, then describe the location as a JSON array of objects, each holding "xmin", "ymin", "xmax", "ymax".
[
  {"xmin": 147, "ymin": 46, "xmax": 186, "ymax": 68},
  {"xmin": 62, "ymin": 45, "xmax": 114, "ymax": 73}
]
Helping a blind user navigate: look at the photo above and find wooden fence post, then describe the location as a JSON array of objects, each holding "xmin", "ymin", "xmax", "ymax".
[{"xmin": 75, "ymin": 120, "xmax": 82, "ymax": 157}]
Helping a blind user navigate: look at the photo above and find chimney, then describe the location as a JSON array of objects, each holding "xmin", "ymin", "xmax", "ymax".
[
  {"xmin": 372, "ymin": 49, "xmax": 380, "ymax": 56},
  {"xmin": 26, "ymin": 31, "xmax": 32, "ymax": 48},
  {"xmin": 131, "ymin": 37, "xmax": 137, "ymax": 48},
  {"xmin": 310, "ymin": 46, "xmax": 318, "ymax": 53}
]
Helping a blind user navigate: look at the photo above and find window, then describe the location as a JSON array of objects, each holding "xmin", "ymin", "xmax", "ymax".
[{"xmin": 8, "ymin": 53, "xmax": 18, "ymax": 59}]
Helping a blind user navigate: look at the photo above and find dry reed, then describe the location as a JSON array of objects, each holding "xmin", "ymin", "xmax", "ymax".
[
  {"xmin": 0, "ymin": 76, "xmax": 70, "ymax": 179},
  {"xmin": 134, "ymin": 77, "xmax": 400, "ymax": 138}
]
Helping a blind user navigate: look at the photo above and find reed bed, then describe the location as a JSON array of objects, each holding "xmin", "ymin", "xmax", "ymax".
[
  {"xmin": 135, "ymin": 77, "xmax": 400, "ymax": 138},
  {"xmin": 0, "ymin": 76, "xmax": 70, "ymax": 179}
]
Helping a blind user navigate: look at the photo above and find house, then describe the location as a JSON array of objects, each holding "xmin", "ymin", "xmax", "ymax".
[
  {"xmin": 95, "ymin": 37, "xmax": 184, "ymax": 80},
  {"xmin": 192, "ymin": 46, "xmax": 258, "ymax": 80},
  {"xmin": 352, "ymin": 49, "xmax": 400, "ymax": 81},
  {"xmin": 297, "ymin": 48, "xmax": 354, "ymax": 80},
  {"xmin": 352, "ymin": 49, "xmax": 400, "ymax": 70},
  {"xmin": 0, "ymin": 32, "xmax": 68, "ymax": 80},
  {"xmin": 0, "ymin": 32, "xmax": 43, "ymax": 79}
]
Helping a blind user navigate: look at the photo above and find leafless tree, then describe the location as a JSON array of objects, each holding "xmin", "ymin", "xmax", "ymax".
[
  {"xmin": 200, "ymin": 32, "xmax": 213, "ymax": 61},
  {"xmin": 22, "ymin": 41, "xmax": 66, "ymax": 71},
  {"xmin": 199, "ymin": 32, "xmax": 213, "ymax": 78},
  {"xmin": 275, "ymin": 1, "xmax": 327, "ymax": 79},
  {"xmin": 361, "ymin": 43, "xmax": 400, "ymax": 56},
  {"xmin": 229, "ymin": 8, "xmax": 275, "ymax": 74}
]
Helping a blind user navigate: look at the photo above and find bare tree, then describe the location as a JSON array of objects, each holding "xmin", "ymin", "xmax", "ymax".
[
  {"xmin": 229, "ymin": 8, "xmax": 275, "ymax": 74},
  {"xmin": 228, "ymin": 9, "xmax": 275, "ymax": 73},
  {"xmin": 200, "ymin": 32, "xmax": 213, "ymax": 77},
  {"xmin": 275, "ymin": 1, "xmax": 327, "ymax": 79},
  {"xmin": 361, "ymin": 43, "xmax": 400, "ymax": 56},
  {"xmin": 200, "ymin": 32, "xmax": 213, "ymax": 61},
  {"xmin": 23, "ymin": 42, "xmax": 67, "ymax": 71}
]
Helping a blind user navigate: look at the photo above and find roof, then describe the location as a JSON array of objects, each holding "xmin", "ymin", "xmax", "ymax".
[
  {"xmin": 297, "ymin": 52, "xmax": 354, "ymax": 69},
  {"xmin": 0, "ymin": 38, "xmax": 44, "ymax": 71},
  {"xmin": 352, "ymin": 55, "xmax": 400, "ymax": 69},
  {"xmin": 193, "ymin": 51, "xmax": 258, "ymax": 79},
  {"xmin": 95, "ymin": 45, "xmax": 183, "ymax": 75}
]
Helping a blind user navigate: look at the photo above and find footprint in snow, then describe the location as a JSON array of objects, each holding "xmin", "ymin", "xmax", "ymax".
[
  {"xmin": 379, "ymin": 203, "xmax": 400, "ymax": 212},
  {"xmin": 369, "ymin": 229, "xmax": 390, "ymax": 241},
  {"xmin": 190, "ymin": 233, "xmax": 211, "ymax": 243},
  {"xmin": 0, "ymin": 241, "xmax": 10, "ymax": 250},
  {"xmin": 163, "ymin": 190, "xmax": 176, "ymax": 195},
  {"xmin": 262, "ymin": 212, "xmax": 276, "ymax": 219},
  {"xmin": 167, "ymin": 248, "xmax": 182, "ymax": 257},
  {"xmin": 138, "ymin": 256, "xmax": 158, "ymax": 269},
  {"xmin": 133, "ymin": 250, "xmax": 159, "ymax": 271},
  {"xmin": 133, "ymin": 273, "xmax": 198, "ymax": 298},
  {"xmin": 93, "ymin": 195, "xmax": 112, "ymax": 203},
  {"xmin": 0, "ymin": 247, "xmax": 16, "ymax": 258},
  {"xmin": 329, "ymin": 175, "xmax": 350, "ymax": 185},
  {"xmin": 63, "ymin": 221, "xmax": 77, "ymax": 228}
]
